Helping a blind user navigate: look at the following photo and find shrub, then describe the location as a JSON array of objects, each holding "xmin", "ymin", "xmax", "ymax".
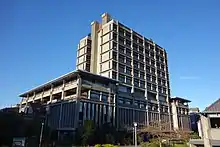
[{"xmin": 94, "ymin": 144, "xmax": 102, "ymax": 147}]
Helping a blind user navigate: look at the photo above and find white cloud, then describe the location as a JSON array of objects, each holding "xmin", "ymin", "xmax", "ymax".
[{"xmin": 179, "ymin": 76, "xmax": 200, "ymax": 80}]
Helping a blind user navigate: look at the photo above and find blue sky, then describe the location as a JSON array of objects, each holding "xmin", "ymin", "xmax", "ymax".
[{"xmin": 0, "ymin": 0, "xmax": 220, "ymax": 110}]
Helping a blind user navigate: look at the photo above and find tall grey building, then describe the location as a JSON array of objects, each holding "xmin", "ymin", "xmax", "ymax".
[{"xmin": 77, "ymin": 13, "xmax": 171, "ymax": 129}]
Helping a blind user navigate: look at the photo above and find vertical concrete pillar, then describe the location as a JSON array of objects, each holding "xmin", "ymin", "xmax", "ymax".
[
  {"xmin": 50, "ymin": 85, "xmax": 53, "ymax": 103},
  {"xmin": 61, "ymin": 80, "xmax": 65, "ymax": 100},
  {"xmin": 171, "ymin": 102, "xmax": 179, "ymax": 130},
  {"xmin": 101, "ymin": 13, "xmax": 111, "ymax": 25},
  {"xmin": 200, "ymin": 114, "xmax": 211, "ymax": 147},
  {"xmin": 90, "ymin": 21, "xmax": 100, "ymax": 73}
]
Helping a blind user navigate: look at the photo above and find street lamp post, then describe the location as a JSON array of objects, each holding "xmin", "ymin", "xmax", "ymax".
[{"xmin": 134, "ymin": 122, "xmax": 137, "ymax": 147}]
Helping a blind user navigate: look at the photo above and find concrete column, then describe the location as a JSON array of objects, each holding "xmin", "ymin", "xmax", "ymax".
[
  {"xmin": 33, "ymin": 92, "xmax": 36, "ymax": 103},
  {"xmin": 90, "ymin": 21, "xmax": 100, "ymax": 73},
  {"xmin": 198, "ymin": 119, "xmax": 203, "ymax": 137},
  {"xmin": 200, "ymin": 114, "xmax": 211, "ymax": 147},
  {"xmin": 101, "ymin": 13, "xmax": 111, "ymax": 25},
  {"xmin": 171, "ymin": 102, "xmax": 179, "ymax": 130},
  {"xmin": 61, "ymin": 80, "xmax": 65, "ymax": 100},
  {"xmin": 50, "ymin": 85, "xmax": 54, "ymax": 103},
  {"xmin": 41, "ymin": 90, "xmax": 44, "ymax": 103},
  {"xmin": 83, "ymin": 102, "xmax": 87, "ymax": 121},
  {"xmin": 25, "ymin": 94, "xmax": 29, "ymax": 106},
  {"xmin": 76, "ymin": 76, "xmax": 82, "ymax": 98},
  {"xmin": 88, "ymin": 90, "xmax": 91, "ymax": 99}
]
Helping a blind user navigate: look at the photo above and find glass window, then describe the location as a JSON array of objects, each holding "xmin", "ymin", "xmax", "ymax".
[
  {"xmin": 102, "ymin": 95, "xmax": 108, "ymax": 102},
  {"xmin": 126, "ymin": 66, "xmax": 132, "ymax": 75},
  {"xmin": 126, "ymin": 58, "xmax": 131, "ymax": 65},
  {"xmin": 134, "ymin": 70, "xmax": 139, "ymax": 77},
  {"xmin": 119, "ymin": 64, "xmax": 125, "ymax": 73},
  {"xmin": 125, "ymin": 100, "xmax": 131, "ymax": 105},
  {"xmin": 118, "ymin": 85, "xmax": 127, "ymax": 92},
  {"xmin": 118, "ymin": 99, "xmax": 124, "ymax": 104},
  {"xmin": 119, "ymin": 74, "xmax": 125, "ymax": 83},
  {"xmin": 140, "ymin": 72, "xmax": 145, "ymax": 79},
  {"xmin": 140, "ymin": 80, "xmax": 145, "ymax": 88},
  {"xmin": 91, "ymin": 92, "xmax": 100, "ymax": 100},
  {"xmin": 126, "ymin": 76, "xmax": 132, "ymax": 84}
]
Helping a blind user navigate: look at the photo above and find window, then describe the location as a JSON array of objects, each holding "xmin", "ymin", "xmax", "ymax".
[
  {"xmin": 119, "ymin": 27, "xmax": 124, "ymax": 36},
  {"xmin": 112, "ymin": 61, "xmax": 117, "ymax": 70},
  {"xmin": 102, "ymin": 95, "xmax": 108, "ymax": 102},
  {"xmin": 119, "ymin": 74, "xmax": 125, "ymax": 82},
  {"xmin": 140, "ymin": 63, "xmax": 144, "ymax": 70},
  {"xmin": 113, "ymin": 24, "xmax": 117, "ymax": 31},
  {"xmin": 151, "ymin": 60, "xmax": 155, "ymax": 66},
  {"xmin": 134, "ymin": 70, "xmax": 139, "ymax": 77},
  {"xmin": 157, "ymin": 70, "xmax": 161, "ymax": 77},
  {"xmin": 126, "ymin": 66, "xmax": 132, "ymax": 75},
  {"xmin": 146, "ymin": 57, "xmax": 150, "ymax": 64},
  {"xmin": 162, "ymin": 72, "xmax": 165, "ymax": 78},
  {"xmin": 151, "ymin": 68, "xmax": 155, "ymax": 74},
  {"xmin": 125, "ymin": 100, "xmax": 131, "ymax": 105},
  {"xmin": 134, "ymin": 101, "xmax": 138, "ymax": 106},
  {"xmin": 125, "ymin": 31, "xmax": 131, "ymax": 38},
  {"xmin": 140, "ymin": 103, "xmax": 145, "ymax": 108},
  {"xmin": 134, "ymin": 79, "xmax": 139, "ymax": 87},
  {"xmin": 112, "ymin": 71, "xmax": 117, "ymax": 79},
  {"xmin": 113, "ymin": 32, "xmax": 117, "ymax": 40},
  {"xmin": 161, "ymin": 64, "xmax": 165, "ymax": 71},
  {"xmin": 139, "ymin": 54, "xmax": 144, "ymax": 62},
  {"xmin": 126, "ymin": 48, "xmax": 131, "ymax": 56},
  {"xmin": 150, "ymin": 52, "xmax": 154, "ymax": 57},
  {"xmin": 118, "ymin": 99, "xmax": 124, "ymax": 104},
  {"xmin": 139, "ymin": 46, "xmax": 144, "ymax": 53},
  {"xmin": 163, "ymin": 88, "xmax": 167, "ymax": 94},
  {"xmin": 140, "ymin": 72, "xmax": 145, "ymax": 79},
  {"xmin": 126, "ymin": 40, "xmax": 131, "ymax": 46},
  {"xmin": 118, "ymin": 85, "xmax": 127, "ymax": 92},
  {"xmin": 133, "ymin": 35, "xmax": 138, "ymax": 43},
  {"xmin": 126, "ymin": 76, "xmax": 132, "ymax": 84},
  {"xmin": 146, "ymin": 74, "xmax": 151, "ymax": 81},
  {"xmin": 158, "ymin": 78, "xmax": 161, "ymax": 85},
  {"xmin": 91, "ymin": 92, "xmax": 100, "ymax": 100},
  {"xmin": 119, "ymin": 45, "xmax": 125, "ymax": 53},
  {"xmin": 162, "ymin": 80, "xmax": 166, "ymax": 86},
  {"xmin": 152, "ymin": 84, "xmax": 157, "ymax": 91},
  {"xmin": 134, "ymin": 61, "xmax": 138, "ymax": 68},
  {"xmin": 113, "ymin": 51, "xmax": 117, "ymax": 60},
  {"xmin": 113, "ymin": 41, "xmax": 117, "ymax": 49},
  {"xmin": 119, "ymin": 37, "xmax": 124, "ymax": 45},
  {"xmin": 158, "ymin": 86, "xmax": 162, "ymax": 93},
  {"xmin": 119, "ymin": 55, "xmax": 125, "ymax": 63},
  {"xmin": 147, "ymin": 83, "xmax": 151, "ymax": 90},
  {"xmin": 140, "ymin": 80, "xmax": 145, "ymax": 88},
  {"xmin": 119, "ymin": 64, "xmax": 125, "ymax": 73},
  {"xmin": 133, "ymin": 52, "xmax": 138, "ymax": 59},
  {"xmin": 146, "ymin": 66, "xmax": 150, "ymax": 73},
  {"xmin": 152, "ymin": 76, "xmax": 156, "ymax": 83},
  {"xmin": 133, "ymin": 43, "xmax": 138, "ymax": 50},
  {"xmin": 139, "ymin": 39, "xmax": 143, "ymax": 45},
  {"xmin": 126, "ymin": 58, "xmax": 131, "ymax": 65}
]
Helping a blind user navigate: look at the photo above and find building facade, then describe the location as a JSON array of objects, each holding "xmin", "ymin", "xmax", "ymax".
[{"xmin": 77, "ymin": 13, "xmax": 171, "ymax": 129}]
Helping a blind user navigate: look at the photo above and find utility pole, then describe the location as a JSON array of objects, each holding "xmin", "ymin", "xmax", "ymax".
[{"xmin": 134, "ymin": 122, "xmax": 137, "ymax": 147}]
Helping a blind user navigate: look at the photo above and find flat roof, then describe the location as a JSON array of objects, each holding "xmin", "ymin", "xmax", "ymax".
[
  {"xmin": 19, "ymin": 69, "xmax": 118, "ymax": 97},
  {"xmin": 170, "ymin": 97, "xmax": 191, "ymax": 103}
]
